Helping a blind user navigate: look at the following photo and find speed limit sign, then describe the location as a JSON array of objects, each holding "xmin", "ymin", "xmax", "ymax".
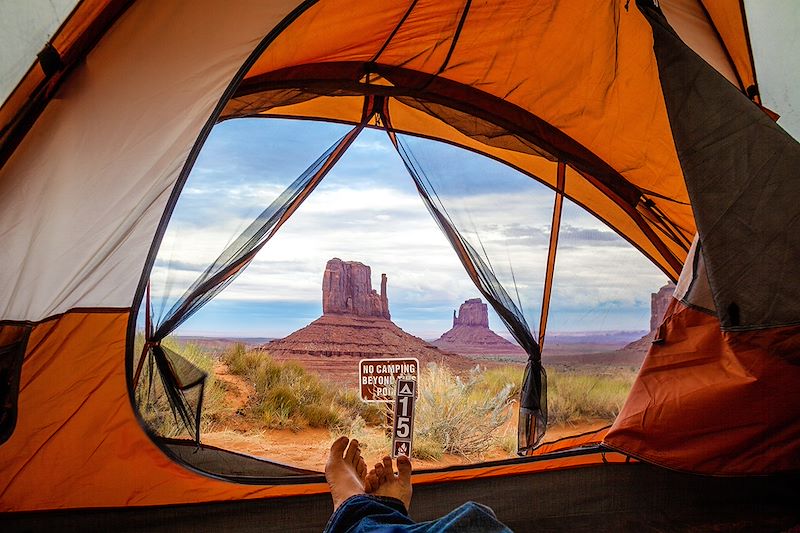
[{"xmin": 391, "ymin": 379, "xmax": 416, "ymax": 458}]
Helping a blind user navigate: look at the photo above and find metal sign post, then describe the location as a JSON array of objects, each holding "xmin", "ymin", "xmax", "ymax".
[{"xmin": 391, "ymin": 379, "xmax": 416, "ymax": 458}]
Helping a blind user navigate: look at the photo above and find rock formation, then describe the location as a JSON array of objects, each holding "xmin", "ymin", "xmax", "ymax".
[
  {"xmin": 264, "ymin": 259, "xmax": 471, "ymax": 378},
  {"xmin": 322, "ymin": 258, "xmax": 390, "ymax": 319},
  {"xmin": 452, "ymin": 298, "xmax": 489, "ymax": 328},
  {"xmin": 623, "ymin": 281, "xmax": 677, "ymax": 352},
  {"xmin": 432, "ymin": 298, "xmax": 526, "ymax": 358},
  {"xmin": 650, "ymin": 282, "xmax": 676, "ymax": 332}
]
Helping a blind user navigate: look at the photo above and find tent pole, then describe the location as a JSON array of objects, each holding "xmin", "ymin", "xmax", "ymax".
[{"xmin": 538, "ymin": 162, "xmax": 565, "ymax": 350}]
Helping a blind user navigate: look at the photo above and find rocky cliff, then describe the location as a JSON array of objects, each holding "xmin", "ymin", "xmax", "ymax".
[
  {"xmin": 433, "ymin": 298, "xmax": 526, "ymax": 358},
  {"xmin": 322, "ymin": 258, "xmax": 390, "ymax": 319}
]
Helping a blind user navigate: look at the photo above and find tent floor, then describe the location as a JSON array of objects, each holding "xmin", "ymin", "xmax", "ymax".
[{"xmin": 3, "ymin": 462, "xmax": 799, "ymax": 532}]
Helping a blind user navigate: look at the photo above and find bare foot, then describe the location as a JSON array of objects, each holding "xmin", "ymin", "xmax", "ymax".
[
  {"xmin": 364, "ymin": 455, "xmax": 413, "ymax": 511},
  {"xmin": 324, "ymin": 436, "xmax": 368, "ymax": 511}
]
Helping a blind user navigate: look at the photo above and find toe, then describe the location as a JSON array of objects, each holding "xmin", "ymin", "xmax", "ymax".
[
  {"xmin": 397, "ymin": 454, "xmax": 412, "ymax": 482},
  {"xmin": 374, "ymin": 463, "xmax": 386, "ymax": 483},
  {"xmin": 365, "ymin": 471, "xmax": 378, "ymax": 493},
  {"xmin": 357, "ymin": 457, "xmax": 367, "ymax": 479},
  {"xmin": 382, "ymin": 456, "xmax": 394, "ymax": 477},
  {"xmin": 329, "ymin": 436, "xmax": 349, "ymax": 460},
  {"xmin": 344, "ymin": 439, "xmax": 360, "ymax": 464}
]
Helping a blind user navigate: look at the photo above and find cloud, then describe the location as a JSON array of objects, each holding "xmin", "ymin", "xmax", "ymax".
[
  {"xmin": 351, "ymin": 138, "xmax": 392, "ymax": 153},
  {"xmin": 150, "ymin": 119, "xmax": 668, "ymax": 337},
  {"xmin": 559, "ymin": 224, "xmax": 621, "ymax": 244}
]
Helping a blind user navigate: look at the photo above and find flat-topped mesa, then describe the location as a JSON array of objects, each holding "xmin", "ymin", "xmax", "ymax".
[
  {"xmin": 322, "ymin": 258, "xmax": 390, "ymax": 319},
  {"xmin": 453, "ymin": 298, "xmax": 489, "ymax": 328},
  {"xmin": 434, "ymin": 298, "xmax": 525, "ymax": 358}
]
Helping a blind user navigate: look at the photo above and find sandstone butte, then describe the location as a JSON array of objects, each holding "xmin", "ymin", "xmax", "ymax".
[
  {"xmin": 622, "ymin": 281, "xmax": 677, "ymax": 353},
  {"xmin": 432, "ymin": 298, "xmax": 527, "ymax": 358},
  {"xmin": 263, "ymin": 258, "xmax": 472, "ymax": 378}
]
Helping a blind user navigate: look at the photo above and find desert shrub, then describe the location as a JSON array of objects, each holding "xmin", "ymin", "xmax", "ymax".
[
  {"xmin": 334, "ymin": 389, "xmax": 386, "ymax": 426},
  {"xmin": 498, "ymin": 430, "xmax": 518, "ymax": 455},
  {"xmin": 412, "ymin": 434, "xmax": 444, "ymax": 461},
  {"xmin": 222, "ymin": 343, "xmax": 252, "ymax": 375},
  {"xmin": 414, "ymin": 363, "xmax": 514, "ymax": 459},
  {"xmin": 303, "ymin": 403, "xmax": 341, "ymax": 428},
  {"xmin": 257, "ymin": 385, "xmax": 301, "ymax": 419},
  {"xmin": 224, "ymin": 346, "xmax": 352, "ymax": 430}
]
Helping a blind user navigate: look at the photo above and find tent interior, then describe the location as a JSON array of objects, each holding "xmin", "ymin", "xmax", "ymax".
[{"xmin": 1, "ymin": 0, "xmax": 800, "ymax": 531}]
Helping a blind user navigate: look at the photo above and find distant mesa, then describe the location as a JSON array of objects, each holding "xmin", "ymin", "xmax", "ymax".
[
  {"xmin": 623, "ymin": 281, "xmax": 677, "ymax": 353},
  {"xmin": 432, "ymin": 298, "xmax": 526, "ymax": 358},
  {"xmin": 452, "ymin": 298, "xmax": 489, "ymax": 328},
  {"xmin": 650, "ymin": 282, "xmax": 676, "ymax": 332},
  {"xmin": 264, "ymin": 259, "xmax": 471, "ymax": 372}
]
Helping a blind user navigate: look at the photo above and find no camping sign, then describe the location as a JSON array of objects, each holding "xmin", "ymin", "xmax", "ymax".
[{"xmin": 358, "ymin": 358, "xmax": 419, "ymax": 402}]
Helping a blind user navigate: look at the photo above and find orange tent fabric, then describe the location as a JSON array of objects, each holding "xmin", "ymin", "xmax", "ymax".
[{"xmin": 605, "ymin": 299, "xmax": 800, "ymax": 475}]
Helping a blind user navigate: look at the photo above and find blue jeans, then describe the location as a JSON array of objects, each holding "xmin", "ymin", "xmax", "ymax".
[{"xmin": 323, "ymin": 494, "xmax": 513, "ymax": 532}]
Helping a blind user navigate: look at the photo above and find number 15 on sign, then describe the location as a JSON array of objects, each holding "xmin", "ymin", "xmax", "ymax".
[{"xmin": 391, "ymin": 379, "xmax": 416, "ymax": 458}]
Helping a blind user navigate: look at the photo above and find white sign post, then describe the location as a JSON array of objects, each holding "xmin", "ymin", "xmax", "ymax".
[{"xmin": 391, "ymin": 378, "xmax": 416, "ymax": 458}]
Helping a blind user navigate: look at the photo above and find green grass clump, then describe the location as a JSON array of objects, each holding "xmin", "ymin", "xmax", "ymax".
[
  {"xmin": 222, "ymin": 346, "xmax": 358, "ymax": 430},
  {"xmin": 546, "ymin": 369, "xmax": 634, "ymax": 426},
  {"xmin": 222, "ymin": 342, "xmax": 252, "ymax": 375},
  {"xmin": 473, "ymin": 365, "xmax": 523, "ymax": 399}
]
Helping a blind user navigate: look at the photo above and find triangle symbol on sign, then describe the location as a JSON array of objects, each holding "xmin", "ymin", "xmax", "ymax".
[{"xmin": 399, "ymin": 382, "xmax": 413, "ymax": 395}]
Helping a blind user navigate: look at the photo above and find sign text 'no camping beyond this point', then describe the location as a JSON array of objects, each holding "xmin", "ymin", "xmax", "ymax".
[{"xmin": 358, "ymin": 358, "xmax": 419, "ymax": 403}]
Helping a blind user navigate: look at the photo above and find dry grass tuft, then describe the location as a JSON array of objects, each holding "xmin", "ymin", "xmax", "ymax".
[
  {"xmin": 413, "ymin": 363, "xmax": 514, "ymax": 459},
  {"xmin": 547, "ymin": 369, "xmax": 635, "ymax": 426}
]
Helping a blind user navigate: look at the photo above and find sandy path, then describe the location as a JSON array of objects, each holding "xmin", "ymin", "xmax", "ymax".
[{"xmin": 213, "ymin": 361, "xmax": 254, "ymax": 412}]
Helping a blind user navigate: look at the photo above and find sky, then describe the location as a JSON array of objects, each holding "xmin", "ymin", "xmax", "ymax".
[{"xmin": 152, "ymin": 119, "xmax": 667, "ymax": 340}]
